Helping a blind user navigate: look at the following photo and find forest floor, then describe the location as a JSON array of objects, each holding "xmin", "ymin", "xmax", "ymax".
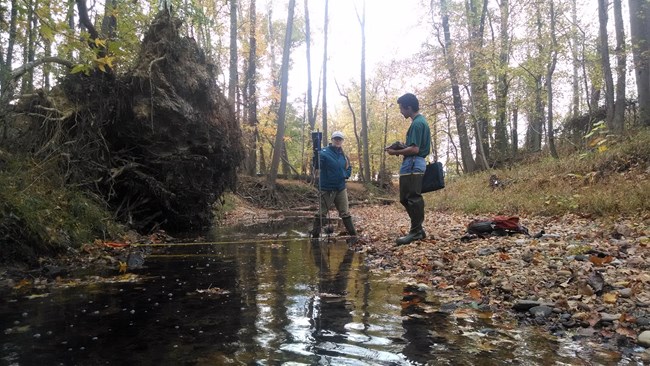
[{"xmin": 221, "ymin": 176, "xmax": 650, "ymax": 359}]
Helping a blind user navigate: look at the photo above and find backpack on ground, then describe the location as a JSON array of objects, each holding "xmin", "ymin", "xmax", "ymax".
[{"xmin": 463, "ymin": 215, "xmax": 530, "ymax": 240}]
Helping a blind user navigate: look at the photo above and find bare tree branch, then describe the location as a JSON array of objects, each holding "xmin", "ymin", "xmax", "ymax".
[{"xmin": 10, "ymin": 57, "xmax": 73, "ymax": 80}]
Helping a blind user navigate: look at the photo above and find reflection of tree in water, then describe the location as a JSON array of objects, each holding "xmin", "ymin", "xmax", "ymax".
[
  {"xmin": 399, "ymin": 285, "xmax": 450, "ymax": 364},
  {"xmin": 310, "ymin": 239, "xmax": 355, "ymax": 343}
]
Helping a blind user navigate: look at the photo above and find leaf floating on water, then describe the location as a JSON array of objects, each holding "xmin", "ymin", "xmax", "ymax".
[
  {"xmin": 13, "ymin": 279, "xmax": 32, "ymax": 290},
  {"xmin": 117, "ymin": 261, "xmax": 128, "ymax": 274},
  {"xmin": 104, "ymin": 241, "xmax": 130, "ymax": 248},
  {"xmin": 196, "ymin": 287, "xmax": 230, "ymax": 295},
  {"xmin": 25, "ymin": 293, "xmax": 50, "ymax": 300}
]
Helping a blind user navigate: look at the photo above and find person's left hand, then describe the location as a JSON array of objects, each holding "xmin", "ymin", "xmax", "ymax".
[{"xmin": 386, "ymin": 148, "xmax": 399, "ymax": 156}]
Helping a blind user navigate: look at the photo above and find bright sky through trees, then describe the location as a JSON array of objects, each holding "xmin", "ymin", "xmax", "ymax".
[
  {"xmin": 279, "ymin": 0, "xmax": 625, "ymax": 121},
  {"xmin": 283, "ymin": 0, "xmax": 428, "ymax": 113}
]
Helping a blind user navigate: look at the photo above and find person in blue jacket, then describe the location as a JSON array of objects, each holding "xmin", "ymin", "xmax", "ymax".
[{"xmin": 311, "ymin": 131, "xmax": 358, "ymax": 243}]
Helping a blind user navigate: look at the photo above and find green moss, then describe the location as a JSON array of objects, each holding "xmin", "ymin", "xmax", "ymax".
[{"xmin": 0, "ymin": 156, "xmax": 123, "ymax": 263}]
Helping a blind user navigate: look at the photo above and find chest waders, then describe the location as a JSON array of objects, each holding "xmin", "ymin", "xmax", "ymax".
[{"xmin": 310, "ymin": 131, "xmax": 331, "ymax": 239}]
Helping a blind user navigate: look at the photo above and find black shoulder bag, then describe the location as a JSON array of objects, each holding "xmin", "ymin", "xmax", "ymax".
[{"xmin": 422, "ymin": 161, "xmax": 445, "ymax": 193}]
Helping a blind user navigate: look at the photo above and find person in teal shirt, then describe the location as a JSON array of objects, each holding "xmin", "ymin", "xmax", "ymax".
[
  {"xmin": 385, "ymin": 93, "xmax": 431, "ymax": 245},
  {"xmin": 311, "ymin": 131, "xmax": 358, "ymax": 244}
]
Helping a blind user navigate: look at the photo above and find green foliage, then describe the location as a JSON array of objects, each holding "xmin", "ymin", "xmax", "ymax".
[
  {"xmin": 582, "ymin": 120, "xmax": 610, "ymax": 156},
  {"xmin": 0, "ymin": 156, "xmax": 123, "ymax": 262},
  {"xmin": 213, "ymin": 192, "xmax": 237, "ymax": 221}
]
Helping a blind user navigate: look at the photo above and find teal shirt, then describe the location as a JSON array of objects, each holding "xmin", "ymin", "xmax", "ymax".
[{"xmin": 405, "ymin": 114, "xmax": 431, "ymax": 158}]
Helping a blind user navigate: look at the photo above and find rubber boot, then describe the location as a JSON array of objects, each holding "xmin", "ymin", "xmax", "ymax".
[
  {"xmin": 342, "ymin": 216, "xmax": 357, "ymax": 244},
  {"xmin": 397, "ymin": 174, "xmax": 426, "ymax": 246},
  {"xmin": 311, "ymin": 217, "xmax": 323, "ymax": 238},
  {"xmin": 395, "ymin": 228, "xmax": 426, "ymax": 246}
]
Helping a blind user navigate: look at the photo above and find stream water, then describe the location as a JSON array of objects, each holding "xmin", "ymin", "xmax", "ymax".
[{"xmin": 0, "ymin": 219, "xmax": 643, "ymax": 365}]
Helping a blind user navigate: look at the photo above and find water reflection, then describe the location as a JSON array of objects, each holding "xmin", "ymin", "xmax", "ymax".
[{"xmin": 0, "ymin": 227, "xmax": 640, "ymax": 365}]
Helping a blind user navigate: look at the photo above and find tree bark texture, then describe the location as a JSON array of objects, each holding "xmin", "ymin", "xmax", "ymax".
[
  {"xmin": 465, "ymin": 0, "xmax": 489, "ymax": 169},
  {"xmin": 571, "ymin": 0, "xmax": 580, "ymax": 118},
  {"xmin": 305, "ymin": 0, "xmax": 317, "ymax": 131},
  {"xmin": 228, "ymin": 0, "xmax": 238, "ymax": 104},
  {"xmin": 612, "ymin": 0, "xmax": 626, "ymax": 133},
  {"xmin": 598, "ymin": 0, "xmax": 615, "ymax": 128},
  {"xmin": 629, "ymin": 0, "xmax": 650, "ymax": 126},
  {"xmin": 494, "ymin": 0, "xmax": 510, "ymax": 162},
  {"xmin": 440, "ymin": 0, "xmax": 476, "ymax": 173},
  {"xmin": 321, "ymin": 0, "xmax": 329, "ymax": 147},
  {"xmin": 358, "ymin": 1, "xmax": 371, "ymax": 182},
  {"xmin": 267, "ymin": 0, "xmax": 295, "ymax": 188},
  {"xmin": 245, "ymin": 0, "xmax": 258, "ymax": 176},
  {"xmin": 546, "ymin": 0, "xmax": 558, "ymax": 159}
]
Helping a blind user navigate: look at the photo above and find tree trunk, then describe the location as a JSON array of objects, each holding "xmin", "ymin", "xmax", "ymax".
[
  {"xmin": 525, "ymin": 3, "xmax": 544, "ymax": 152},
  {"xmin": 267, "ymin": 0, "xmax": 295, "ymax": 188},
  {"xmin": 228, "ymin": 0, "xmax": 238, "ymax": 104},
  {"xmin": 379, "ymin": 95, "xmax": 389, "ymax": 186},
  {"xmin": 2, "ymin": 0, "xmax": 18, "ymax": 94},
  {"xmin": 629, "ymin": 0, "xmax": 650, "ymax": 126},
  {"xmin": 546, "ymin": 0, "xmax": 559, "ymax": 159},
  {"xmin": 465, "ymin": 0, "xmax": 489, "ymax": 169},
  {"xmin": 44, "ymin": 35, "xmax": 52, "ymax": 90},
  {"xmin": 439, "ymin": 0, "xmax": 476, "ymax": 173},
  {"xmin": 64, "ymin": 0, "xmax": 75, "ymax": 60},
  {"xmin": 259, "ymin": 144, "xmax": 267, "ymax": 174},
  {"xmin": 281, "ymin": 140, "xmax": 290, "ymax": 177},
  {"xmin": 304, "ymin": 0, "xmax": 317, "ymax": 131},
  {"xmin": 598, "ymin": 0, "xmax": 615, "ymax": 129},
  {"xmin": 22, "ymin": 0, "xmax": 36, "ymax": 94},
  {"xmin": 571, "ymin": 0, "xmax": 580, "ymax": 118},
  {"xmin": 101, "ymin": 0, "xmax": 117, "ymax": 39},
  {"xmin": 494, "ymin": 0, "xmax": 510, "ymax": 162},
  {"xmin": 612, "ymin": 0, "xmax": 626, "ymax": 133},
  {"xmin": 511, "ymin": 107, "xmax": 518, "ymax": 157},
  {"xmin": 357, "ymin": 0, "xmax": 371, "ymax": 182},
  {"xmin": 321, "ymin": 0, "xmax": 329, "ymax": 147},
  {"xmin": 245, "ymin": 0, "xmax": 258, "ymax": 176}
]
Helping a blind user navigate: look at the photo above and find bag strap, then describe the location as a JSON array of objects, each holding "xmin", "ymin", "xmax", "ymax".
[{"xmin": 427, "ymin": 129, "xmax": 438, "ymax": 164}]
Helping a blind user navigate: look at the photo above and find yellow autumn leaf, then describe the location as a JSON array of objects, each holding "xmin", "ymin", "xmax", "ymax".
[
  {"xmin": 99, "ymin": 56, "xmax": 115, "ymax": 69},
  {"xmin": 94, "ymin": 38, "xmax": 107, "ymax": 48},
  {"xmin": 603, "ymin": 292, "xmax": 618, "ymax": 303},
  {"xmin": 598, "ymin": 145, "xmax": 608, "ymax": 153},
  {"xmin": 13, "ymin": 279, "xmax": 31, "ymax": 289}
]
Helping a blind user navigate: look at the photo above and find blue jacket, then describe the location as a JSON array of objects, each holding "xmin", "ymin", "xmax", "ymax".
[{"xmin": 319, "ymin": 145, "xmax": 351, "ymax": 191}]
